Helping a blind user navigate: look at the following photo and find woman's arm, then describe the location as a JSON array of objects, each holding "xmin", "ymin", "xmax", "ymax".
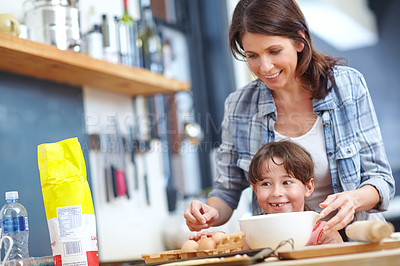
[
  {"xmin": 319, "ymin": 68, "xmax": 395, "ymax": 232},
  {"xmin": 206, "ymin": 197, "xmax": 234, "ymax": 226}
]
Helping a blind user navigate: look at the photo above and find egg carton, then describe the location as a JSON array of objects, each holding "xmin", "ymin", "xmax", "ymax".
[{"xmin": 141, "ymin": 232, "xmax": 246, "ymax": 264}]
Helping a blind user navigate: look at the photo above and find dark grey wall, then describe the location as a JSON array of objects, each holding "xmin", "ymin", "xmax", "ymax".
[
  {"xmin": 172, "ymin": 0, "xmax": 236, "ymax": 191},
  {"xmin": 0, "ymin": 71, "xmax": 88, "ymax": 257},
  {"xmin": 311, "ymin": 0, "xmax": 400, "ymax": 195}
]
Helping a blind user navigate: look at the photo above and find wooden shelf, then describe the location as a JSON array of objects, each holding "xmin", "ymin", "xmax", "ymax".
[{"xmin": 0, "ymin": 32, "xmax": 190, "ymax": 96}]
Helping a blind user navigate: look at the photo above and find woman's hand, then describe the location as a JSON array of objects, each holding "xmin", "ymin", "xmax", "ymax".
[
  {"xmin": 188, "ymin": 231, "xmax": 215, "ymax": 241},
  {"xmin": 184, "ymin": 200, "xmax": 219, "ymax": 231},
  {"xmin": 319, "ymin": 191, "xmax": 358, "ymax": 233},
  {"xmin": 319, "ymin": 185, "xmax": 380, "ymax": 233}
]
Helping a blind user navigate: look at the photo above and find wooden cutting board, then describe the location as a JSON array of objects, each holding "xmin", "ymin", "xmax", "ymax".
[{"xmin": 278, "ymin": 239, "xmax": 400, "ymax": 259}]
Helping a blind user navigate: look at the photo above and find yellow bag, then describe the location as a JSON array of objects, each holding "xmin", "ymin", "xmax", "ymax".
[{"xmin": 38, "ymin": 137, "xmax": 98, "ymax": 266}]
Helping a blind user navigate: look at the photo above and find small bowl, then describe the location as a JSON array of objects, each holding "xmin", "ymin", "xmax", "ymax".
[{"xmin": 239, "ymin": 211, "xmax": 320, "ymax": 250}]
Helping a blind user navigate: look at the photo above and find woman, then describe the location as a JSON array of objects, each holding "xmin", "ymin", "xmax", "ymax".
[{"xmin": 184, "ymin": 0, "xmax": 395, "ymax": 239}]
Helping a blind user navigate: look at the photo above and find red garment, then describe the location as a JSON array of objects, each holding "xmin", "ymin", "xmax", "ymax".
[{"xmin": 306, "ymin": 220, "xmax": 326, "ymax": 245}]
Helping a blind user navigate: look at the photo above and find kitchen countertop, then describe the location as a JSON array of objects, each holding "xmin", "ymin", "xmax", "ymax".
[
  {"xmin": 135, "ymin": 245, "xmax": 400, "ymax": 266},
  {"xmin": 261, "ymin": 247, "xmax": 400, "ymax": 266}
]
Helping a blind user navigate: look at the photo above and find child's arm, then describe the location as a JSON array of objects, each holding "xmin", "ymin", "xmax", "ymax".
[{"xmin": 307, "ymin": 220, "xmax": 343, "ymax": 245}]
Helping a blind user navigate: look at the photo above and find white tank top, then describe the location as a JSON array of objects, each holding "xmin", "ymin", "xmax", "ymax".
[{"xmin": 274, "ymin": 116, "xmax": 334, "ymax": 219}]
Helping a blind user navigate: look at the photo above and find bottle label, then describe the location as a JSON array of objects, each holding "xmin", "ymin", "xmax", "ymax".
[{"xmin": 2, "ymin": 216, "xmax": 28, "ymax": 233}]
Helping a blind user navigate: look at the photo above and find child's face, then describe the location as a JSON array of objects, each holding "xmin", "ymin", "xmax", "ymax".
[{"xmin": 252, "ymin": 157, "xmax": 314, "ymax": 214}]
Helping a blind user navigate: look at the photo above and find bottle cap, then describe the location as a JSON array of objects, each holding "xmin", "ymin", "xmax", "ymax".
[{"xmin": 5, "ymin": 191, "xmax": 19, "ymax": 200}]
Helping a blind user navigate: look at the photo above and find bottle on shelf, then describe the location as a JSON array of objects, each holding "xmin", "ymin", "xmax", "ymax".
[
  {"xmin": 101, "ymin": 14, "xmax": 119, "ymax": 64},
  {"xmin": 0, "ymin": 191, "xmax": 29, "ymax": 263},
  {"xmin": 138, "ymin": 0, "xmax": 164, "ymax": 73},
  {"xmin": 117, "ymin": 0, "xmax": 141, "ymax": 67},
  {"xmin": 86, "ymin": 24, "xmax": 104, "ymax": 60}
]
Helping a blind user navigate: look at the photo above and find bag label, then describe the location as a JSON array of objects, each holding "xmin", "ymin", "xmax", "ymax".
[{"xmin": 57, "ymin": 205, "xmax": 82, "ymax": 238}]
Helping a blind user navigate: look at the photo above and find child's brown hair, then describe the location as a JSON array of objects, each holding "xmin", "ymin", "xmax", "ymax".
[{"xmin": 248, "ymin": 140, "xmax": 314, "ymax": 185}]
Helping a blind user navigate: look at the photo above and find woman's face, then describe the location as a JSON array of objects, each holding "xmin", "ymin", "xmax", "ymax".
[
  {"xmin": 252, "ymin": 157, "xmax": 314, "ymax": 214},
  {"xmin": 242, "ymin": 32, "xmax": 304, "ymax": 91}
]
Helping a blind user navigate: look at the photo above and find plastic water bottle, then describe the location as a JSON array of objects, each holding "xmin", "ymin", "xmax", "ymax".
[{"xmin": 0, "ymin": 191, "xmax": 29, "ymax": 263}]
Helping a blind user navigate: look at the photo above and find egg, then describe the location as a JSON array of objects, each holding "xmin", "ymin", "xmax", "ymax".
[
  {"xmin": 181, "ymin": 240, "xmax": 199, "ymax": 251},
  {"xmin": 197, "ymin": 235, "xmax": 216, "ymax": 250},
  {"xmin": 211, "ymin": 231, "xmax": 226, "ymax": 245}
]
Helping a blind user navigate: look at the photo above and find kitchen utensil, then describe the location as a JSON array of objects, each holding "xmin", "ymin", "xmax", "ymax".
[
  {"xmin": 89, "ymin": 133, "xmax": 110, "ymax": 204},
  {"xmin": 113, "ymin": 118, "xmax": 129, "ymax": 198},
  {"xmin": 278, "ymin": 239, "xmax": 400, "ymax": 260},
  {"xmin": 138, "ymin": 139, "xmax": 151, "ymax": 206},
  {"xmin": 101, "ymin": 133, "xmax": 113, "ymax": 202},
  {"xmin": 24, "ymin": 0, "xmax": 81, "ymax": 51},
  {"xmin": 0, "ymin": 14, "xmax": 20, "ymax": 36},
  {"xmin": 0, "ymin": 236, "xmax": 13, "ymax": 266},
  {"xmin": 345, "ymin": 220, "xmax": 394, "ymax": 243},
  {"xmin": 129, "ymin": 126, "xmax": 139, "ymax": 190},
  {"xmin": 133, "ymin": 96, "xmax": 151, "ymax": 206},
  {"xmin": 239, "ymin": 211, "xmax": 320, "ymax": 250}
]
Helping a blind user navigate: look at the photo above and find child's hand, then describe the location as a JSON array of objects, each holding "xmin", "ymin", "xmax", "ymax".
[{"xmin": 318, "ymin": 230, "xmax": 343, "ymax": 244}]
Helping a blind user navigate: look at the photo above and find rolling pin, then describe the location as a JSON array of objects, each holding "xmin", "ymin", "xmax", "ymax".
[{"xmin": 345, "ymin": 220, "xmax": 394, "ymax": 243}]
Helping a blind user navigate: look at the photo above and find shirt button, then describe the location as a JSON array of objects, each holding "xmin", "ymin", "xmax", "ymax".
[
  {"xmin": 347, "ymin": 149, "xmax": 351, "ymax": 154},
  {"xmin": 328, "ymin": 152, "xmax": 333, "ymax": 157}
]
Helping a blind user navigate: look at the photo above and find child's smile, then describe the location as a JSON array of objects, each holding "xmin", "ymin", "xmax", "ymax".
[{"xmin": 270, "ymin": 202, "xmax": 288, "ymax": 210}]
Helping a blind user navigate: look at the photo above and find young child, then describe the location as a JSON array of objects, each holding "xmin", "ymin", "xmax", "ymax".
[{"xmin": 248, "ymin": 140, "xmax": 343, "ymax": 245}]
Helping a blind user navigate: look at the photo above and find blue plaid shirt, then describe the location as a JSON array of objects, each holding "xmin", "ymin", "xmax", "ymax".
[{"xmin": 209, "ymin": 66, "xmax": 395, "ymax": 221}]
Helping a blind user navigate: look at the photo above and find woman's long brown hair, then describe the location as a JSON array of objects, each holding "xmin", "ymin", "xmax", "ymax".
[{"xmin": 229, "ymin": 0, "xmax": 346, "ymax": 99}]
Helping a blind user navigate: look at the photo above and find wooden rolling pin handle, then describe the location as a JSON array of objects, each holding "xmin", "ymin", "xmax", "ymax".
[{"xmin": 346, "ymin": 221, "xmax": 394, "ymax": 243}]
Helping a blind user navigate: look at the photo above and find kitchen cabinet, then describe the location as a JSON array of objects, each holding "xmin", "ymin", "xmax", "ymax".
[{"xmin": 0, "ymin": 32, "xmax": 190, "ymax": 96}]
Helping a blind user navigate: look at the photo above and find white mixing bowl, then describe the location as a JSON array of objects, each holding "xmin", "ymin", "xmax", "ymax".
[{"xmin": 239, "ymin": 211, "xmax": 320, "ymax": 250}]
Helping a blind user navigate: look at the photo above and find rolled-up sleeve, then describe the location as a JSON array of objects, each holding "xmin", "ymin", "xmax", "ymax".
[
  {"xmin": 208, "ymin": 95, "xmax": 251, "ymax": 210},
  {"xmin": 353, "ymin": 72, "xmax": 395, "ymax": 211}
]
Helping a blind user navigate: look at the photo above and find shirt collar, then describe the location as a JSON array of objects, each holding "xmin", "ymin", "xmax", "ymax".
[
  {"xmin": 313, "ymin": 91, "xmax": 336, "ymax": 111},
  {"xmin": 257, "ymin": 79, "xmax": 337, "ymax": 117},
  {"xmin": 257, "ymin": 80, "xmax": 276, "ymax": 117}
]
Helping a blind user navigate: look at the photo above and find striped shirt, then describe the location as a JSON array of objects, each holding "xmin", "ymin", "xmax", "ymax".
[{"xmin": 209, "ymin": 66, "xmax": 395, "ymax": 222}]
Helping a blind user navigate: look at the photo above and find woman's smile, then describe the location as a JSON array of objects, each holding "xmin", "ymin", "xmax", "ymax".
[{"xmin": 263, "ymin": 70, "xmax": 282, "ymax": 80}]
